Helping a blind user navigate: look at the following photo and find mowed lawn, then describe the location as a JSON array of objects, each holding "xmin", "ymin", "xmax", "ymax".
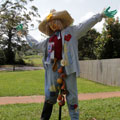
[
  {"xmin": 0, "ymin": 70, "xmax": 45, "ymax": 96},
  {"xmin": 0, "ymin": 70, "xmax": 120, "ymax": 97},
  {"xmin": 23, "ymin": 55, "xmax": 43, "ymax": 66},
  {"xmin": 0, "ymin": 97, "xmax": 120, "ymax": 120}
]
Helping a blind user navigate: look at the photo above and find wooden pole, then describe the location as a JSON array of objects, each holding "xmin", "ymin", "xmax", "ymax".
[{"xmin": 59, "ymin": 106, "xmax": 62, "ymax": 120}]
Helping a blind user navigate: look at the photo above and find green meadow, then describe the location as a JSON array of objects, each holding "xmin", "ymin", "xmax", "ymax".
[
  {"xmin": 0, "ymin": 70, "xmax": 120, "ymax": 97},
  {"xmin": 0, "ymin": 97, "xmax": 120, "ymax": 120},
  {"xmin": 23, "ymin": 55, "xmax": 43, "ymax": 66}
]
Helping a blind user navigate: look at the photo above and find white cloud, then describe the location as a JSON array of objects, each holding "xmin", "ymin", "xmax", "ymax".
[
  {"xmin": 116, "ymin": 8, "xmax": 120, "ymax": 18},
  {"xmin": 94, "ymin": 19, "xmax": 104, "ymax": 33},
  {"xmin": 64, "ymin": 0, "xmax": 72, "ymax": 3},
  {"xmin": 79, "ymin": 12, "xmax": 94, "ymax": 22},
  {"xmin": 40, "ymin": 11, "xmax": 50, "ymax": 21},
  {"xmin": 29, "ymin": 29, "xmax": 47, "ymax": 42},
  {"xmin": 64, "ymin": 0, "xmax": 85, "ymax": 3}
]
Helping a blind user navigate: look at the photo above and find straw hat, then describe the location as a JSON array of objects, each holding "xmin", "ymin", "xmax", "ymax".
[{"xmin": 38, "ymin": 9, "xmax": 74, "ymax": 36}]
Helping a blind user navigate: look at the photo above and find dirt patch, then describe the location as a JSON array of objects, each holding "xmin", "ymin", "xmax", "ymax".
[{"xmin": 0, "ymin": 92, "xmax": 120, "ymax": 105}]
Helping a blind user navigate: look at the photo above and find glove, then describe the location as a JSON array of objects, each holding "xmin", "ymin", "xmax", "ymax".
[
  {"xmin": 16, "ymin": 24, "xmax": 27, "ymax": 36},
  {"xmin": 16, "ymin": 24, "xmax": 23, "ymax": 31},
  {"xmin": 102, "ymin": 6, "xmax": 117, "ymax": 18}
]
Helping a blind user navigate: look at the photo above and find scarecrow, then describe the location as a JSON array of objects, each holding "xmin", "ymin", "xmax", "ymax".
[{"xmin": 18, "ymin": 7, "xmax": 117, "ymax": 120}]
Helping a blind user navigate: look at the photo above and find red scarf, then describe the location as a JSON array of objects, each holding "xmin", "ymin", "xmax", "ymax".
[{"xmin": 49, "ymin": 32, "xmax": 62, "ymax": 60}]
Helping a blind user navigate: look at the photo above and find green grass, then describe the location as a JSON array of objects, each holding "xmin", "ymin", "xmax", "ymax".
[
  {"xmin": 0, "ymin": 70, "xmax": 120, "ymax": 97},
  {"xmin": 0, "ymin": 70, "xmax": 45, "ymax": 97},
  {"xmin": 77, "ymin": 77, "xmax": 120, "ymax": 93},
  {"xmin": 23, "ymin": 55, "xmax": 43, "ymax": 66},
  {"xmin": 0, "ymin": 97, "xmax": 120, "ymax": 120},
  {"xmin": 23, "ymin": 55, "xmax": 42, "ymax": 59}
]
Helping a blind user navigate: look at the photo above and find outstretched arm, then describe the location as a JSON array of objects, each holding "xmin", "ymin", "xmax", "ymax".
[
  {"xmin": 73, "ymin": 13, "xmax": 103, "ymax": 39},
  {"xmin": 72, "ymin": 7, "xmax": 117, "ymax": 39},
  {"xmin": 25, "ymin": 34, "xmax": 47, "ymax": 53},
  {"xmin": 16, "ymin": 24, "xmax": 48, "ymax": 53}
]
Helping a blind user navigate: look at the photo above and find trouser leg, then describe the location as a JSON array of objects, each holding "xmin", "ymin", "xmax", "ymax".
[
  {"xmin": 40, "ymin": 63, "xmax": 60, "ymax": 120},
  {"xmin": 40, "ymin": 101, "xmax": 53, "ymax": 120},
  {"xmin": 65, "ymin": 72, "xmax": 79, "ymax": 120}
]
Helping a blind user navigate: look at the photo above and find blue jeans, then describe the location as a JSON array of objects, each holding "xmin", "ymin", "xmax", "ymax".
[{"xmin": 44, "ymin": 62, "xmax": 79, "ymax": 120}]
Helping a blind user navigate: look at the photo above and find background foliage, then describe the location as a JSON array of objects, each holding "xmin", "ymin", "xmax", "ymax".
[
  {"xmin": 0, "ymin": 1, "xmax": 120, "ymax": 64},
  {"xmin": 0, "ymin": 0, "xmax": 40, "ymax": 65}
]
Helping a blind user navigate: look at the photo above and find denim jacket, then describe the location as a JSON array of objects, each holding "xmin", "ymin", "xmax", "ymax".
[{"xmin": 26, "ymin": 13, "xmax": 103, "ymax": 77}]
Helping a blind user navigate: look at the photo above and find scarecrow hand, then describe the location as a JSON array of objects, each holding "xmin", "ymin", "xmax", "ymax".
[
  {"xmin": 16, "ymin": 24, "xmax": 23, "ymax": 31},
  {"xmin": 102, "ymin": 6, "xmax": 117, "ymax": 18},
  {"xmin": 16, "ymin": 24, "xmax": 27, "ymax": 36}
]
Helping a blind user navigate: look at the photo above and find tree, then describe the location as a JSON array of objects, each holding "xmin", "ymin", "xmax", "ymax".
[
  {"xmin": 94, "ymin": 35, "xmax": 105, "ymax": 59},
  {"xmin": 0, "ymin": 49, "xmax": 6, "ymax": 65},
  {"xmin": 95, "ymin": 17, "xmax": 120, "ymax": 59},
  {"xmin": 78, "ymin": 29, "xmax": 100, "ymax": 60},
  {"xmin": 0, "ymin": 0, "xmax": 40, "ymax": 64}
]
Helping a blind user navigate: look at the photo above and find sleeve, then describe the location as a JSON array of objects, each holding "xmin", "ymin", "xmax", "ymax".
[
  {"xmin": 25, "ymin": 34, "xmax": 47, "ymax": 52},
  {"xmin": 72, "ymin": 13, "xmax": 103, "ymax": 39}
]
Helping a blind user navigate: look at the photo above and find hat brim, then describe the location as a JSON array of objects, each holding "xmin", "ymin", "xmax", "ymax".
[{"xmin": 38, "ymin": 10, "xmax": 74, "ymax": 36}]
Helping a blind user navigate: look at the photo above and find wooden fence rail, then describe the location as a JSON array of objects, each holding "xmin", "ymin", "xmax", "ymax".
[{"xmin": 79, "ymin": 59, "xmax": 120, "ymax": 86}]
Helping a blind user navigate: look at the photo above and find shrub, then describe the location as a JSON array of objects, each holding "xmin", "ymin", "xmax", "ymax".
[{"xmin": 0, "ymin": 49, "xmax": 6, "ymax": 65}]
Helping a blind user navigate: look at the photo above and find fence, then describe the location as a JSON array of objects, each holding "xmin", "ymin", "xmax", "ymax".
[{"xmin": 79, "ymin": 58, "xmax": 120, "ymax": 86}]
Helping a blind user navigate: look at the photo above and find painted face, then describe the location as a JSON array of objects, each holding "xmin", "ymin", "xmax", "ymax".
[{"xmin": 48, "ymin": 20, "xmax": 63, "ymax": 31}]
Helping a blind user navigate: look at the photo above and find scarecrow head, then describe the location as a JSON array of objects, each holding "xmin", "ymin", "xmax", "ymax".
[{"xmin": 39, "ymin": 9, "xmax": 74, "ymax": 36}]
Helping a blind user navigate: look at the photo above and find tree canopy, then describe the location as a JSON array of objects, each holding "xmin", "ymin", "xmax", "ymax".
[
  {"xmin": 78, "ymin": 17, "xmax": 120, "ymax": 60},
  {"xmin": 94, "ymin": 18, "xmax": 120, "ymax": 59},
  {"xmin": 0, "ymin": 0, "xmax": 40, "ymax": 64},
  {"xmin": 78, "ymin": 29, "xmax": 100, "ymax": 60}
]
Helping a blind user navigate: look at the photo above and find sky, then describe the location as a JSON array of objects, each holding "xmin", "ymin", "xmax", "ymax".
[{"xmin": 2, "ymin": 0, "xmax": 120, "ymax": 41}]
